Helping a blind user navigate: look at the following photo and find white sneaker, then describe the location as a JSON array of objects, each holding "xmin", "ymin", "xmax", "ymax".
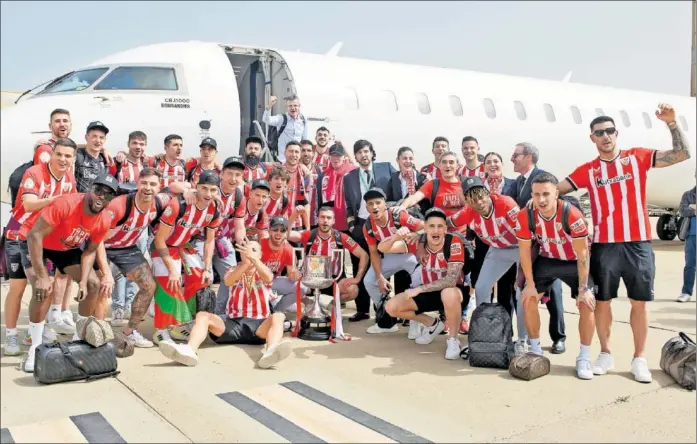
[
  {"xmin": 677, "ymin": 293, "xmax": 692, "ymax": 303},
  {"xmin": 576, "ymin": 357, "xmax": 594, "ymax": 380},
  {"xmin": 61, "ymin": 311, "xmax": 76, "ymax": 328},
  {"xmin": 530, "ymin": 347, "xmax": 544, "ymax": 357},
  {"xmin": 415, "ymin": 319, "xmax": 444, "ymax": 345},
  {"xmin": 4, "ymin": 334, "xmax": 21, "ymax": 356},
  {"xmin": 24, "ymin": 350, "xmax": 36, "ymax": 373},
  {"xmin": 515, "ymin": 340, "xmax": 528, "ymax": 356},
  {"xmin": 170, "ymin": 324, "xmax": 192, "ymax": 342},
  {"xmin": 631, "ymin": 357, "xmax": 652, "ymax": 383},
  {"xmin": 593, "ymin": 352, "xmax": 614, "ymax": 375},
  {"xmin": 153, "ymin": 329, "xmax": 174, "ymax": 345},
  {"xmin": 408, "ymin": 320, "xmax": 422, "ymax": 340},
  {"xmin": 110, "ymin": 308, "xmax": 126, "ymax": 327},
  {"xmin": 366, "ymin": 323, "xmax": 399, "ymax": 334},
  {"xmin": 160, "ymin": 342, "xmax": 199, "ymax": 367},
  {"xmin": 445, "ymin": 337, "xmax": 462, "ymax": 360},
  {"xmin": 48, "ymin": 317, "xmax": 76, "ymax": 335},
  {"xmin": 128, "ymin": 330, "xmax": 154, "ymax": 348},
  {"xmin": 258, "ymin": 340, "xmax": 292, "ymax": 369}
]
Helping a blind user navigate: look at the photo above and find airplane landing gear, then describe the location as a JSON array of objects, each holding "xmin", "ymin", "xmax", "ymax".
[{"xmin": 656, "ymin": 214, "xmax": 679, "ymax": 241}]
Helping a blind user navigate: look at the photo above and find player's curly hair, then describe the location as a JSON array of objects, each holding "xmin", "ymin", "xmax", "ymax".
[{"xmin": 464, "ymin": 186, "xmax": 489, "ymax": 203}]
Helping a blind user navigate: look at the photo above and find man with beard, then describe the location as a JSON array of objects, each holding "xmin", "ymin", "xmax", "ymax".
[
  {"xmin": 313, "ymin": 127, "xmax": 331, "ymax": 170},
  {"xmin": 419, "ymin": 137, "xmax": 451, "ymax": 179},
  {"xmin": 343, "ymin": 140, "xmax": 397, "ymax": 322},
  {"xmin": 361, "ymin": 188, "xmax": 423, "ymax": 334},
  {"xmin": 102, "ymin": 168, "xmax": 168, "ymax": 348},
  {"xmin": 457, "ymin": 136, "xmax": 486, "ymax": 178},
  {"xmin": 300, "ymin": 139, "xmax": 320, "ymax": 228},
  {"xmin": 150, "ymin": 134, "xmax": 187, "ymax": 189},
  {"xmin": 282, "ymin": 141, "xmax": 310, "ymax": 231},
  {"xmin": 23, "ymin": 174, "xmax": 117, "ymax": 372},
  {"xmin": 151, "ymin": 170, "xmax": 222, "ymax": 345},
  {"xmin": 158, "ymin": 239, "xmax": 292, "ymax": 369},
  {"xmin": 3, "ymin": 139, "xmax": 78, "ymax": 355},
  {"xmin": 242, "ymin": 136, "xmax": 275, "ymax": 184},
  {"xmin": 263, "ymin": 95, "xmax": 308, "ymax": 163},
  {"xmin": 185, "ymin": 138, "xmax": 222, "ymax": 185},
  {"xmin": 109, "ymin": 131, "xmax": 148, "ymax": 184},
  {"xmin": 74, "ymin": 122, "xmax": 110, "ymax": 193},
  {"xmin": 316, "ymin": 143, "xmax": 355, "ymax": 232},
  {"xmin": 380, "ymin": 207, "xmax": 469, "ymax": 360},
  {"xmin": 31, "ymin": 108, "xmax": 72, "ymax": 165},
  {"xmin": 385, "ymin": 147, "xmax": 429, "ymax": 215},
  {"xmin": 449, "ymin": 176, "xmax": 528, "ymax": 354}
]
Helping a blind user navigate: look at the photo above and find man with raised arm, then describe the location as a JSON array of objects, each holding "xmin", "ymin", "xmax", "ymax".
[{"xmin": 554, "ymin": 104, "xmax": 691, "ymax": 383}]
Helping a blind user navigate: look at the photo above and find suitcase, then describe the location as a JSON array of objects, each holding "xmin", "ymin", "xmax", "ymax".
[
  {"xmin": 509, "ymin": 353, "xmax": 551, "ymax": 381},
  {"xmin": 34, "ymin": 340, "xmax": 120, "ymax": 385},
  {"xmin": 660, "ymin": 332, "xmax": 696, "ymax": 390}
]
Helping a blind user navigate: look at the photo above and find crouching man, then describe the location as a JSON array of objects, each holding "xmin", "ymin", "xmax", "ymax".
[
  {"xmin": 379, "ymin": 208, "xmax": 468, "ymax": 360},
  {"xmin": 516, "ymin": 173, "xmax": 596, "ymax": 379},
  {"xmin": 159, "ymin": 239, "xmax": 292, "ymax": 369}
]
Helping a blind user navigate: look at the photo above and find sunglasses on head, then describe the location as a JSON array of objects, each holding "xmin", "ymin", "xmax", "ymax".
[
  {"xmin": 270, "ymin": 226, "xmax": 287, "ymax": 233},
  {"xmin": 592, "ymin": 127, "xmax": 616, "ymax": 137},
  {"xmin": 92, "ymin": 184, "xmax": 116, "ymax": 200}
]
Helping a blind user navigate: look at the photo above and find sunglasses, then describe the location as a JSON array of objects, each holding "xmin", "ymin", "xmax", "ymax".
[
  {"xmin": 592, "ymin": 127, "xmax": 616, "ymax": 137},
  {"xmin": 270, "ymin": 227, "xmax": 287, "ymax": 233},
  {"xmin": 92, "ymin": 184, "xmax": 116, "ymax": 201}
]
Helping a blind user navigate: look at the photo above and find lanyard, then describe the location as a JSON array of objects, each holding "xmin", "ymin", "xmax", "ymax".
[{"xmin": 359, "ymin": 165, "xmax": 376, "ymax": 191}]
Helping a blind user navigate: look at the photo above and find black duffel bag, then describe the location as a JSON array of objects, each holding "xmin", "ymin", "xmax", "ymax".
[
  {"xmin": 195, "ymin": 287, "xmax": 217, "ymax": 314},
  {"xmin": 375, "ymin": 294, "xmax": 397, "ymax": 329},
  {"xmin": 34, "ymin": 340, "xmax": 120, "ymax": 385}
]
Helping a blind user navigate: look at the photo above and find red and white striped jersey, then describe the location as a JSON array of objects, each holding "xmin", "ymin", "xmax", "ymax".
[
  {"xmin": 187, "ymin": 160, "xmax": 221, "ymax": 186},
  {"xmin": 313, "ymin": 150, "xmax": 330, "ymax": 171},
  {"xmin": 260, "ymin": 238, "xmax": 295, "ymax": 277},
  {"xmin": 449, "ymin": 194, "xmax": 520, "ymax": 249},
  {"xmin": 243, "ymin": 163, "xmax": 273, "ymax": 184},
  {"xmin": 363, "ymin": 210, "xmax": 423, "ymax": 247},
  {"xmin": 419, "ymin": 162, "xmax": 442, "ymax": 179},
  {"xmin": 109, "ymin": 158, "xmax": 144, "ymax": 184},
  {"xmin": 284, "ymin": 165, "xmax": 307, "ymax": 229},
  {"xmin": 226, "ymin": 270, "xmax": 271, "ymax": 320},
  {"xmin": 216, "ymin": 189, "xmax": 246, "ymax": 239},
  {"xmin": 298, "ymin": 229, "xmax": 359, "ymax": 276},
  {"xmin": 515, "ymin": 202, "xmax": 589, "ymax": 261},
  {"xmin": 407, "ymin": 235, "xmax": 466, "ymax": 285},
  {"xmin": 566, "ymin": 147, "xmax": 656, "ymax": 244},
  {"xmin": 158, "ymin": 198, "xmax": 222, "ymax": 247},
  {"xmin": 152, "ymin": 155, "xmax": 187, "ymax": 189},
  {"xmin": 457, "ymin": 163, "xmax": 486, "ymax": 178},
  {"xmin": 263, "ymin": 194, "xmax": 292, "ymax": 220},
  {"xmin": 305, "ymin": 168, "xmax": 319, "ymax": 227},
  {"xmin": 33, "ymin": 140, "xmax": 55, "ymax": 165},
  {"xmin": 13, "ymin": 163, "xmax": 76, "ymax": 241},
  {"xmin": 232, "ymin": 204, "xmax": 269, "ymax": 240},
  {"xmin": 104, "ymin": 194, "xmax": 165, "ymax": 249}
]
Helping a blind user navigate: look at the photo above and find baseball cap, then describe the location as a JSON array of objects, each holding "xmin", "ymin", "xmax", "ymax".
[
  {"xmin": 424, "ymin": 207, "xmax": 447, "ymax": 222},
  {"xmin": 197, "ymin": 170, "xmax": 220, "ymax": 187},
  {"xmin": 269, "ymin": 216, "xmax": 289, "ymax": 229},
  {"xmin": 251, "ymin": 179, "xmax": 270, "ymax": 192},
  {"xmin": 461, "ymin": 176, "xmax": 486, "ymax": 195},
  {"xmin": 328, "ymin": 143, "xmax": 345, "ymax": 156},
  {"xmin": 92, "ymin": 173, "xmax": 118, "ymax": 193},
  {"xmin": 86, "ymin": 121, "xmax": 109, "ymax": 135},
  {"xmin": 363, "ymin": 187, "xmax": 386, "ymax": 202},
  {"xmin": 200, "ymin": 137, "xmax": 217, "ymax": 150},
  {"xmin": 223, "ymin": 156, "xmax": 245, "ymax": 170}
]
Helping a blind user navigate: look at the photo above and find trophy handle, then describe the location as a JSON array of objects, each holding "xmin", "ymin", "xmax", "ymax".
[
  {"xmin": 293, "ymin": 247, "xmax": 305, "ymax": 272},
  {"xmin": 331, "ymin": 248, "xmax": 345, "ymax": 282}
]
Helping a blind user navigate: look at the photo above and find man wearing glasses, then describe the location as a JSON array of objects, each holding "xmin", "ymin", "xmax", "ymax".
[
  {"xmin": 23, "ymin": 173, "xmax": 118, "ymax": 372},
  {"xmin": 557, "ymin": 104, "xmax": 692, "ymax": 383}
]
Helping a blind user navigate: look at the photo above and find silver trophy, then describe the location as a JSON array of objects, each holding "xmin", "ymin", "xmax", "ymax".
[{"xmin": 294, "ymin": 248, "xmax": 344, "ymax": 341}]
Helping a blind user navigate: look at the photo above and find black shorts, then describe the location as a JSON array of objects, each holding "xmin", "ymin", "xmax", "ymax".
[
  {"xmin": 209, "ymin": 316, "xmax": 266, "ymax": 345},
  {"xmin": 5, "ymin": 239, "xmax": 26, "ymax": 279},
  {"xmin": 106, "ymin": 245, "xmax": 147, "ymax": 275},
  {"xmin": 590, "ymin": 241, "xmax": 655, "ymax": 302},
  {"xmin": 19, "ymin": 240, "xmax": 80, "ymax": 274},
  {"xmin": 413, "ymin": 284, "xmax": 468, "ymax": 315},
  {"xmin": 533, "ymin": 256, "xmax": 594, "ymax": 298}
]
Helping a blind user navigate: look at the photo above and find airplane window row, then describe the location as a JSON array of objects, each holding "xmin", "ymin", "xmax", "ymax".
[{"xmin": 342, "ymin": 88, "xmax": 690, "ymax": 132}]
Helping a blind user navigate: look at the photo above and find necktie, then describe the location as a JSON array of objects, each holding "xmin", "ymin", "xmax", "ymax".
[
  {"xmin": 518, "ymin": 175, "xmax": 526, "ymax": 194},
  {"xmin": 365, "ymin": 170, "xmax": 374, "ymax": 188}
]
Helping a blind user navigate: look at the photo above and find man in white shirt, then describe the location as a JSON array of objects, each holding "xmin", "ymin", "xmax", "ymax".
[{"xmin": 262, "ymin": 95, "xmax": 308, "ymax": 163}]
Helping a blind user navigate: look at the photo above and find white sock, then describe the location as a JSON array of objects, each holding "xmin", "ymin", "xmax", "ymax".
[
  {"xmin": 27, "ymin": 321, "xmax": 45, "ymax": 356},
  {"xmin": 76, "ymin": 314, "xmax": 87, "ymax": 323},
  {"xmin": 530, "ymin": 338, "xmax": 541, "ymax": 350},
  {"xmin": 579, "ymin": 344, "xmax": 591, "ymax": 360},
  {"xmin": 6, "ymin": 328, "xmax": 17, "ymax": 336}
]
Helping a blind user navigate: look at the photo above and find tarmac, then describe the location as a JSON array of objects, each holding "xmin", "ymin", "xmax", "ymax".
[{"xmin": 0, "ymin": 218, "xmax": 695, "ymax": 443}]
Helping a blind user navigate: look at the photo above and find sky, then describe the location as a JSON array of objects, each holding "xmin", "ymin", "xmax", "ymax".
[{"xmin": 0, "ymin": 1, "xmax": 693, "ymax": 96}]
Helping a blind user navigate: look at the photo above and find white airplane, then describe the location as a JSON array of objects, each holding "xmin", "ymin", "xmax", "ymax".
[{"xmin": 1, "ymin": 41, "xmax": 695, "ymax": 239}]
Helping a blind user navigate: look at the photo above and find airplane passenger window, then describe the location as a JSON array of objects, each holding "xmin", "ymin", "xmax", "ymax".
[
  {"xmin": 679, "ymin": 115, "xmax": 689, "ymax": 131},
  {"xmin": 483, "ymin": 98, "xmax": 496, "ymax": 119},
  {"xmin": 38, "ymin": 68, "xmax": 109, "ymax": 94},
  {"xmin": 543, "ymin": 103, "xmax": 556, "ymax": 122},
  {"xmin": 570, "ymin": 106, "xmax": 582, "ymax": 124},
  {"xmin": 416, "ymin": 93, "xmax": 431, "ymax": 114},
  {"xmin": 343, "ymin": 88, "xmax": 359, "ymax": 110},
  {"xmin": 619, "ymin": 110, "xmax": 631, "ymax": 127},
  {"xmin": 449, "ymin": 95, "xmax": 463, "ymax": 116},
  {"xmin": 642, "ymin": 112, "xmax": 652, "ymax": 129},
  {"xmin": 514, "ymin": 101, "xmax": 527, "ymax": 120},
  {"xmin": 95, "ymin": 67, "xmax": 178, "ymax": 90},
  {"xmin": 595, "ymin": 108, "xmax": 604, "ymax": 116},
  {"xmin": 379, "ymin": 90, "xmax": 398, "ymax": 112}
]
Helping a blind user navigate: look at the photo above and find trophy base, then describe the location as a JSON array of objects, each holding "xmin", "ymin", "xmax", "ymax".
[{"xmin": 297, "ymin": 315, "xmax": 332, "ymax": 341}]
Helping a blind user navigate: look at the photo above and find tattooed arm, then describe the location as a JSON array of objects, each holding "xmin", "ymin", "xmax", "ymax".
[
  {"xmin": 572, "ymin": 238, "xmax": 591, "ymax": 292},
  {"xmin": 410, "ymin": 262, "xmax": 462, "ymax": 296},
  {"xmin": 654, "ymin": 118, "xmax": 691, "ymax": 168}
]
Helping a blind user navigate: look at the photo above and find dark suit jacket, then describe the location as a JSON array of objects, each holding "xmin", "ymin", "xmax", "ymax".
[
  {"xmin": 515, "ymin": 166, "xmax": 547, "ymax": 208},
  {"xmin": 385, "ymin": 169, "xmax": 427, "ymax": 200},
  {"xmin": 344, "ymin": 161, "xmax": 396, "ymax": 228},
  {"xmin": 501, "ymin": 177, "xmax": 518, "ymax": 202}
]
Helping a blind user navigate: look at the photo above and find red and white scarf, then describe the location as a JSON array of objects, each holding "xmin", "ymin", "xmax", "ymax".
[{"xmin": 401, "ymin": 169, "xmax": 417, "ymax": 196}]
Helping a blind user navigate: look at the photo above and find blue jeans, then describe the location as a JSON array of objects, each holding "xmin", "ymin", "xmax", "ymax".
[
  {"xmin": 683, "ymin": 235, "xmax": 696, "ymax": 296},
  {"xmin": 111, "ymin": 231, "xmax": 149, "ymax": 311}
]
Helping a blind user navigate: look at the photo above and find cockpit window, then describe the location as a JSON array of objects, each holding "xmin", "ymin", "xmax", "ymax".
[
  {"xmin": 95, "ymin": 67, "xmax": 178, "ymax": 91},
  {"xmin": 39, "ymin": 68, "xmax": 109, "ymax": 94}
]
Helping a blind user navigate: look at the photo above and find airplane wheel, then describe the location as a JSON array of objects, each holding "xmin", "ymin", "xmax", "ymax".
[{"xmin": 656, "ymin": 214, "xmax": 677, "ymax": 241}]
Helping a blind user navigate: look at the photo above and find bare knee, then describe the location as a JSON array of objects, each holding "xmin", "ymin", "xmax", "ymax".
[
  {"xmin": 441, "ymin": 288, "xmax": 460, "ymax": 308},
  {"xmin": 195, "ymin": 311, "xmax": 213, "ymax": 325},
  {"xmin": 271, "ymin": 312, "xmax": 286, "ymax": 323},
  {"xmin": 629, "ymin": 300, "xmax": 646, "ymax": 311},
  {"xmin": 385, "ymin": 298, "xmax": 399, "ymax": 317},
  {"xmin": 86, "ymin": 277, "xmax": 100, "ymax": 297}
]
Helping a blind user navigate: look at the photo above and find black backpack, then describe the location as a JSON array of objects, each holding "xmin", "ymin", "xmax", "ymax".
[
  {"xmin": 304, "ymin": 228, "xmax": 343, "ymax": 255},
  {"xmin": 365, "ymin": 207, "xmax": 422, "ymax": 240},
  {"xmin": 8, "ymin": 160, "xmax": 34, "ymax": 207},
  {"xmin": 466, "ymin": 303, "xmax": 515, "ymax": 369},
  {"xmin": 526, "ymin": 196, "xmax": 583, "ymax": 236},
  {"xmin": 114, "ymin": 191, "xmax": 167, "ymax": 228},
  {"xmin": 267, "ymin": 114, "xmax": 306, "ymax": 156}
]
